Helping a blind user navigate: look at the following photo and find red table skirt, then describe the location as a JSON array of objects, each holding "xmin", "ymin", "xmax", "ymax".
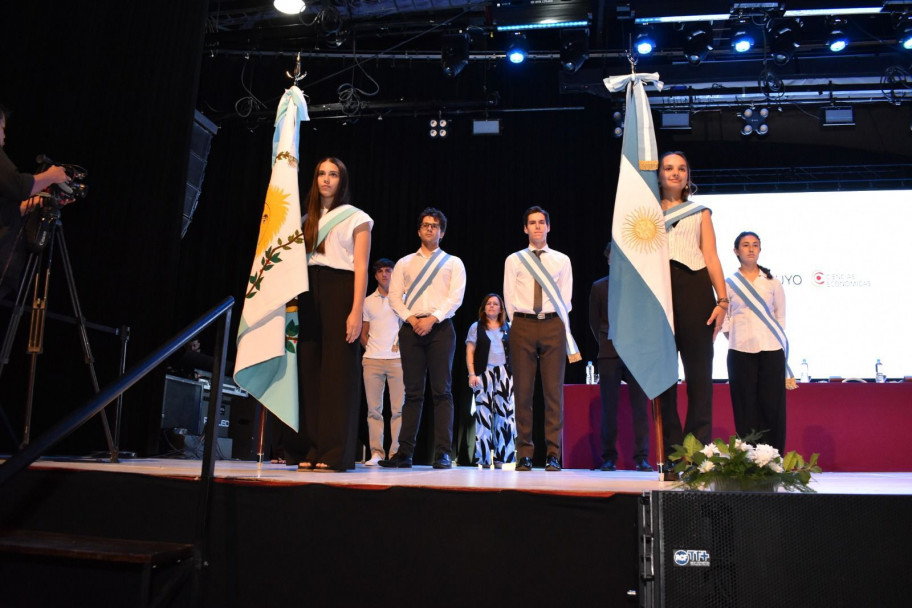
[{"xmin": 561, "ymin": 382, "xmax": 912, "ymax": 472}]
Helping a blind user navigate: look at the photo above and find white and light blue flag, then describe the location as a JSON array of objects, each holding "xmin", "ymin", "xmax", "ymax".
[
  {"xmin": 603, "ymin": 73, "xmax": 678, "ymax": 399},
  {"xmin": 234, "ymin": 86, "xmax": 309, "ymax": 431}
]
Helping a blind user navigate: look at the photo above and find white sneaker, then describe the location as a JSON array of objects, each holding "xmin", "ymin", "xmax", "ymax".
[{"xmin": 365, "ymin": 455, "xmax": 383, "ymax": 466}]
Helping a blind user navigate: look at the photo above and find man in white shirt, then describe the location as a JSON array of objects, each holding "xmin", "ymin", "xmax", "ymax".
[
  {"xmin": 380, "ymin": 208, "xmax": 466, "ymax": 469},
  {"xmin": 361, "ymin": 258, "xmax": 405, "ymax": 466},
  {"xmin": 503, "ymin": 206, "xmax": 575, "ymax": 472}
]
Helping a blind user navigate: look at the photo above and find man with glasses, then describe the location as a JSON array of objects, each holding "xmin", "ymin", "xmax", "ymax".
[{"xmin": 380, "ymin": 208, "xmax": 466, "ymax": 469}]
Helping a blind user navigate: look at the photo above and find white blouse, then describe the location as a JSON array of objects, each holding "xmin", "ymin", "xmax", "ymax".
[
  {"xmin": 305, "ymin": 204, "xmax": 373, "ymax": 271},
  {"xmin": 666, "ymin": 210, "xmax": 706, "ymax": 271},
  {"xmin": 722, "ymin": 274, "xmax": 787, "ymax": 353}
]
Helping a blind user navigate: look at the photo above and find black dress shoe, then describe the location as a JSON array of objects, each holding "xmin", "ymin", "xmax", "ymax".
[
  {"xmin": 600, "ymin": 459, "xmax": 617, "ymax": 471},
  {"xmin": 432, "ymin": 452, "xmax": 452, "ymax": 469},
  {"xmin": 516, "ymin": 457, "xmax": 533, "ymax": 471},
  {"xmin": 545, "ymin": 455, "xmax": 561, "ymax": 472},
  {"xmin": 634, "ymin": 458, "xmax": 654, "ymax": 472},
  {"xmin": 378, "ymin": 453, "xmax": 413, "ymax": 468}
]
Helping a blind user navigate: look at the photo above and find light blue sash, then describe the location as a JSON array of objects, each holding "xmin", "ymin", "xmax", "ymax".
[
  {"xmin": 306, "ymin": 205, "xmax": 359, "ymax": 262},
  {"xmin": 664, "ymin": 201, "xmax": 708, "ymax": 232},
  {"xmin": 514, "ymin": 250, "xmax": 581, "ymax": 362},
  {"xmin": 405, "ymin": 249, "xmax": 451, "ymax": 310},
  {"xmin": 726, "ymin": 272, "xmax": 793, "ymax": 378}
]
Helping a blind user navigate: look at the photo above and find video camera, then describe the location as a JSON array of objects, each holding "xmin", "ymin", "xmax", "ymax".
[{"xmin": 35, "ymin": 154, "xmax": 88, "ymax": 206}]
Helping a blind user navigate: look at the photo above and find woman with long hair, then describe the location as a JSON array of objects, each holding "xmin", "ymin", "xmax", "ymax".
[
  {"xmin": 288, "ymin": 157, "xmax": 372, "ymax": 472},
  {"xmin": 465, "ymin": 293, "xmax": 515, "ymax": 468}
]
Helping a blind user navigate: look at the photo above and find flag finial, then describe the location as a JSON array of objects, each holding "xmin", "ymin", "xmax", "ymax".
[{"xmin": 286, "ymin": 52, "xmax": 307, "ymax": 84}]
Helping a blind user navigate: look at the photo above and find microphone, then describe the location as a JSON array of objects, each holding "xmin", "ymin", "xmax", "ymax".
[{"xmin": 35, "ymin": 153, "xmax": 56, "ymax": 166}]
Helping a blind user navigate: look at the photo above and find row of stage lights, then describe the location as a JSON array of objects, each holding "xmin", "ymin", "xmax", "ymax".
[
  {"xmin": 610, "ymin": 105, "xmax": 854, "ymax": 139},
  {"xmin": 442, "ymin": 28, "xmax": 590, "ymax": 76},
  {"xmin": 635, "ymin": 14, "xmax": 912, "ymax": 65}
]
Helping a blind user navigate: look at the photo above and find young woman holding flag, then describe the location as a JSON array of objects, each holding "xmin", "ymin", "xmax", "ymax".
[{"xmin": 287, "ymin": 157, "xmax": 373, "ymax": 472}]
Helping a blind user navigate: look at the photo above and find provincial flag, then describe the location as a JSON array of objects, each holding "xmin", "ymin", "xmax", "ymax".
[
  {"xmin": 603, "ymin": 73, "xmax": 677, "ymax": 399},
  {"xmin": 233, "ymin": 86, "xmax": 309, "ymax": 431}
]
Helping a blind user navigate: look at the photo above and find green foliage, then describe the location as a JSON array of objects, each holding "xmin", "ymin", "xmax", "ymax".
[{"xmin": 669, "ymin": 432, "xmax": 822, "ymax": 493}]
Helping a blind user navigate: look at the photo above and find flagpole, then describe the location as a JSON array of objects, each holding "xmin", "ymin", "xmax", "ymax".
[
  {"xmin": 256, "ymin": 403, "xmax": 268, "ymax": 468},
  {"xmin": 652, "ymin": 396, "xmax": 666, "ymax": 479}
]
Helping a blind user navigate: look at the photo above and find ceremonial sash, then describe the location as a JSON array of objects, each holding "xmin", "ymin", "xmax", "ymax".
[
  {"xmin": 405, "ymin": 249, "xmax": 451, "ymax": 310},
  {"xmin": 306, "ymin": 205, "xmax": 359, "ymax": 262},
  {"xmin": 664, "ymin": 201, "xmax": 708, "ymax": 232},
  {"xmin": 514, "ymin": 250, "xmax": 581, "ymax": 363},
  {"xmin": 726, "ymin": 272, "xmax": 794, "ymax": 380}
]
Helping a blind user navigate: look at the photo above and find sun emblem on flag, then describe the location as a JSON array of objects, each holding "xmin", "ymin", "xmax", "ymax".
[
  {"xmin": 622, "ymin": 206, "xmax": 666, "ymax": 253},
  {"xmin": 256, "ymin": 186, "xmax": 291, "ymax": 258}
]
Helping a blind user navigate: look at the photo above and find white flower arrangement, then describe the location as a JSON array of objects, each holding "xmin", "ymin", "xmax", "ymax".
[{"xmin": 668, "ymin": 431, "xmax": 822, "ymax": 493}]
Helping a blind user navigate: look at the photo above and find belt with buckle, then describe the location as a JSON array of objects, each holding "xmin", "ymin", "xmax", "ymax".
[{"xmin": 513, "ymin": 312, "xmax": 558, "ymax": 320}]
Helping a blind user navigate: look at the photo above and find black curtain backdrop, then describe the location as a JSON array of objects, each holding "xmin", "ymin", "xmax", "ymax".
[
  {"xmin": 0, "ymin": 1, "xmax": 208, "ymax": 456},
  {"xmin": 2, "ymin": 3, "xmax": 910, "ymax": 459}
]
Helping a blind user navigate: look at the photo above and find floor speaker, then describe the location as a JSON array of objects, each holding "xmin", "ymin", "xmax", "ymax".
[{"xmin": 639, "ymin": 490, "xmax": 911, "ymax": 608}]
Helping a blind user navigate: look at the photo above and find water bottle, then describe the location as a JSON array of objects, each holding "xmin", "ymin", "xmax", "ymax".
[
  {"xmin": 586, "ymin": 361, "xmax": 595, "ymax": 385},
  {"xmin": 799, "ymin": 359, "xmax": 810, "ymax": 383},
  {"xmin": 875, "ymin": 359, "xmax": 886, "ymax": 383}
]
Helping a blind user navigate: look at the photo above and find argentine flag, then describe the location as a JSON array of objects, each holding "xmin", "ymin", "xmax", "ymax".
[
  {"xmin": 603, "ymin": 73, "xmax": 677, "ymax": 400},
  {"xmin": 234, "ymin": 86, "xmax": 309, "ymax": 431}
]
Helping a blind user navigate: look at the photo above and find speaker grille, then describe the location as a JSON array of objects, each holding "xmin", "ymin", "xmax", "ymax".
[{"xmin": 644, "ymin": 491, "xmax": 910, "ymax": 608}]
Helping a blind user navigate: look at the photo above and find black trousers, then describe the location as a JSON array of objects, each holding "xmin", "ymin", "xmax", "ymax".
[
  {"xmin": 659, "ymin": 262, "xmax": 715, "ymax": 457},
  {"xmin": 396, "ymin": 318, "xmax": 456, "ymax": 458},
  {"xmin": 598, "ymin": 357, "xmax": 649, "ymax": 461},
  {"xmin": 286, "ymin": 266, "xmax": 362, "ymax": 470},
  {"xmin": 510, "ymin": 316, "xmax": 566, "ymax": 460},
  {"xmin": 727, "ymin": 349, "xmax": 787, "ymax": 453}
]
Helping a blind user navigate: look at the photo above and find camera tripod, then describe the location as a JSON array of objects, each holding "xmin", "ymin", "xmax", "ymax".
[{"xmin": 0, "ymin": 205, "xmax": 116, "ymax": 456}]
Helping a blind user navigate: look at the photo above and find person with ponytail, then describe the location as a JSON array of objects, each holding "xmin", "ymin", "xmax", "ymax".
[{"xmin": 721, "ymin": 231, "xmax": 788, "ymax": 453}]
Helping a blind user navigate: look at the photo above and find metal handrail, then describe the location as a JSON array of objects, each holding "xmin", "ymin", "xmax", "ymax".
[{"xmin": 0, "ymin": 296, "xmax": 234, "ymax": 487}]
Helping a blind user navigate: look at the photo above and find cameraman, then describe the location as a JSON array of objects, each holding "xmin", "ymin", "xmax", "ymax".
[{"xmin": 0, "ymin": 103, "xmax": 70, "ymax": 300}]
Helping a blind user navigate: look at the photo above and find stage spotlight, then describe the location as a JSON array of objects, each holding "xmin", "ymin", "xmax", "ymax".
[
  {"xmin": 769, "ymin": 19, "xmax": 801, "ymax": 65},
  {"xmin": 612, "ymin": 110, "xmax": 624, "ymax": 138},
  {"xmin": 441, "ymin": 33, "xmax": 470, "ymax": 78},
  {"xmin": 740, "ymin": 106, "xmax": 769, "ymax": 136},
  {"xmin": 898, "ymin": 14, "xmax": 912, "ymax": 50},
  {"xmin": 635, "ymin": 27, "xmax": 656, "ymax": 55},
  {"xmin": 429, "ymin": 117, "xmax": 449, "ymax": 138},
  {"xmin": 274, "ymin": 0, "xmax": 305, "ymax": 14},
  {"xmin": 826, "ymin": 18, "xmax": 849, "ymax": 52},
  {"xmin": 507, "ymin": 32, "xmax": 528, "ymax": 64},
  {"xmin": 560, "ymin": 28, "xmax": 589, "ymax": 73},
  {"xmin": 731, "ymin": 21, "xmax": 755, "ymax": 53},
  {"xmin": 683, "ymin": 26, "xmax": 713, "ymax": 65}
]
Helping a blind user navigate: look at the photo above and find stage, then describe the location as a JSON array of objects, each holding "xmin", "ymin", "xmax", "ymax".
[{"xmin": 1, "ymin": 457, "xmax": 911, "ymax": 607}]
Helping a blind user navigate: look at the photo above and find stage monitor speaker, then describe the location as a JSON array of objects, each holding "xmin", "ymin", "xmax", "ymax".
[
  {"xmin": 639, "ymin": 490, "xmax": 911, "ymax": 608},
  {"xmin": 181, "ymin": 110, "xmax": 218, "ymax": 238},
  {"xmin": 161, "ymin": 374, "xmax": 231, "ymax": 437}
]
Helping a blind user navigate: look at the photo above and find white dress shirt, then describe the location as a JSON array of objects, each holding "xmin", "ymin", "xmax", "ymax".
[
  {"xmin": 503, "ymin": 245, "xmax": 573, "ymax": 318},
  {"xmin": 388, "ymin": 248, "xmax": 466, "ymax": 322},
  {"xmin": 722, "ymin": 274, "xmax": 786, "ymax": 353}
]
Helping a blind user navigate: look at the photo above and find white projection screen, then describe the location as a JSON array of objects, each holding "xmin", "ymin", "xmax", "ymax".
[{"xmin": 685, "ymin": 190, "xmax": 910, "ymax": 381}]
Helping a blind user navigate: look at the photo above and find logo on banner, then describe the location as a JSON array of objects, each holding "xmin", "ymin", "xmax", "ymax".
[
  {"xmin": 674, "ymin": 549, "xmax": 711, "ymax": 567},
  {"xmin": 811, "ymin": 270, "xmax": 871, "ymax": 288}
]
